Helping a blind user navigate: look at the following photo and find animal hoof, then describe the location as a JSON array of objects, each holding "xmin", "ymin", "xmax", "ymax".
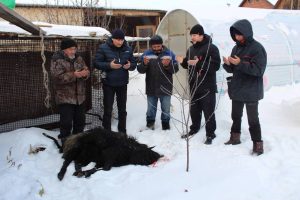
[
  {"xmin": 84, "ymin": 172, "xmax": 92, "ymax": 178},
  {"xmin": 57, "ymin": 173, "xmax": 64, "ymax": 181},
  {"xmin": 73, "ymin": 171, "xmax": 84, "ymax": 178}
]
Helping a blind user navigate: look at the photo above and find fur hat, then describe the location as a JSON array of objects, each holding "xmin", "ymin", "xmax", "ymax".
[
  {"xmin": 111, "ymin": 29, "xmax": 125, "ymax": 40},
  {"xmin": 60, "ymin": 38, "xmax": 77, "ymax": 50},
  {"xmin": 190, "ymin": 24, "xmax": 204, "ymax": 35},
  {"xmin": 149, "ymin": 35, "xmax": 163, "ymax": 45}
]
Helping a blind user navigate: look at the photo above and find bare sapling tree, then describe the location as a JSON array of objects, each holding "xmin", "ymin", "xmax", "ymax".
[{"xmin": 157, "ymin": 34, "xmax": 222, "ymax": 171}]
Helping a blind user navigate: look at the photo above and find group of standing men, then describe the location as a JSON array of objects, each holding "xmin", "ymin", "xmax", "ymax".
[{"xmin": 50, "ymin": 19, "xmax": 267, "ymax": 155}]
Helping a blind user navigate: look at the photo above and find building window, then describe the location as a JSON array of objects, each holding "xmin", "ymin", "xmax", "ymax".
[
  {"xmin": 136, "ymin": 25, "xmax": 156, "ymax": 52},
  {"xmin": 136, "ymin": 25, "xmax": 156, "ymax": 37}
]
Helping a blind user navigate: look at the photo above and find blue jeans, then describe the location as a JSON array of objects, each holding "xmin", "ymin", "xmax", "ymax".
[{"xmin": 146, "ymin": 95, "xmax": 171, "ymax": 123}]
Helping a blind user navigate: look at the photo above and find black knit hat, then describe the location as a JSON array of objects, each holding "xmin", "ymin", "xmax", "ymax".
[
  {"xmin": 149, "ymin": 35, "xmax": 163, "ymax": 45},
  {"xmin": 60, "ymin": 38, "xmax": 77, "ymax": 50},
  {"xmin": 190, "ymin": 24, "xmax": 204, "ymax": 35},
  {"xmin": 111, "ymin": 29, "xmax": 125, "ymax": 39}
]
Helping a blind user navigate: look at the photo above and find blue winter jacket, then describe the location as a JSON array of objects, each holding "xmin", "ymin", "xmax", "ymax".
[
  {"xmin": 137, "ymin": 46, "xmax": 179, "ymax": 96},
  {"xmin": 94, "ymin": 37, "xmax": 136, "ymax": 86}
]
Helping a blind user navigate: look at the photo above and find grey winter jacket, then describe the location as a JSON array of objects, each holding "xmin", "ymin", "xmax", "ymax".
[
  {"xmin": 51, "ymin": 51, "xmax": 88, "ymax": 105},
  {"xmin": 223, "ymin": 19, "xmax": 267, "ymax": 102},
  {"xmin": 137, "ymin": 46, "xmax": 179, "ymax": 96}
]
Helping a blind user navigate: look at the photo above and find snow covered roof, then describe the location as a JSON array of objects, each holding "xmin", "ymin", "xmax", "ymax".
[
  {"xmin": 0, "ymin": 21, "xmax": 150, "ymax": 42},
  {"xmin": 97, "ymin": 0, "xmax": 280, "ymax": 10},
  {"xmin": 0, "ymin": 21, "xmax": 110, "ymax": 38},
  {"xmin": 15, "ymin": 0, "xmax": 267, "ymax": 10}
]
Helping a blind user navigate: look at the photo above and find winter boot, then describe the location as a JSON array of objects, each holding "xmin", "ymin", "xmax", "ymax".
[
  {"xmin": 224, "ymin": 132, "xmax": 241, "ymax": 145},
  {"xmin": 162, "ymin": 121, "xmax": 170, "ymax": 130},
  {"xmin": 252, "ymin": 141, "xmax": 264, "ymax": 155},
  {"xmin": 181, "ymin": 129, "xmax": 199, "ymax": 139},
  {"xmin": 146, "ymin": 120, "xmax": 155, "ymax": 130},
  {"xmin": 204, "ymin": 133, "xmax": 216, "ymax": 145}
]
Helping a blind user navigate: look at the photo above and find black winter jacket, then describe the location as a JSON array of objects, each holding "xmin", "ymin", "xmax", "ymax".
[
  {"xmin": 181, "ymin": 34, "xmax": 221, "ymax": 94},
  {"xmin": 94, "ymin": 38, "xmax": 136, "ymax": 87},
  {"xmin": 137, "ymin": 46, "xmax": 179, "ymax": 96},
  {"xmin": 223, "ymin": 19, "xmax": 267, "ymax": 102}
]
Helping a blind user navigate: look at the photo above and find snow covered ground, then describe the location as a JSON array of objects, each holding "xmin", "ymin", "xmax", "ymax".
[{"xmin": 0, "ymin": 73, "xmax": 300, "ymax": 200}]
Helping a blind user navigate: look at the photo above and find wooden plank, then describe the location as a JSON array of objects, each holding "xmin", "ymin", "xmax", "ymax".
[
  {"xmin": 96, "ymin": 9, "xmax": 163, "ymax": 17},
  {"xmin": 0, "ymin": 3, "xmax": 44, "ymax": 35}
]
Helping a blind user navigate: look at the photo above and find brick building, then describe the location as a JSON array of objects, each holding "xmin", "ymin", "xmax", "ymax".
[
  {"xmin": 239, "ymin": 0, "xmax": 274, "ymax": 8},
  {"xmin": 274, "ymin": 0, "xmax": 300, "ymax": 9}
]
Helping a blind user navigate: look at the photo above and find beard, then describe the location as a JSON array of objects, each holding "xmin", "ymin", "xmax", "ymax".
[
  {"xmin": 68, "ymin": 54, "xmax": 75, "ymax": 59},
  {"xmin": 153, "ymin": 49, "xmax": 162, "ymax": 55}
]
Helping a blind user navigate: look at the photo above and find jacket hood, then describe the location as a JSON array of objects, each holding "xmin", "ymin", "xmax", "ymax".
[{"xmin": 230, "ymin": 19, "xmax": 253, "ymax": 43}]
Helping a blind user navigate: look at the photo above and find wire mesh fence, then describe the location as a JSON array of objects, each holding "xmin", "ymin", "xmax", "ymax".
[{"xmin": 0, "ymin": 36, "xmax": 105, "ymax": 133}]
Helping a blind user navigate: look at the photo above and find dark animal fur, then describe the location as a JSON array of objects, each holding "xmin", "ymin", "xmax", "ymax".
[
  {"xmin": 42, "ymin": 133, "xmax": 62, "ymax": 151},
  {"xmin": 43, "ymin": 127, "xmax": 162, "ymax": 180}
]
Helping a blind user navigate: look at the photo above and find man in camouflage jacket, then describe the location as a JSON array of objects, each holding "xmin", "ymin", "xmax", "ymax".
[{"xmin": 51, "ymin": 38, "xmax": 90, "ymax": 143}]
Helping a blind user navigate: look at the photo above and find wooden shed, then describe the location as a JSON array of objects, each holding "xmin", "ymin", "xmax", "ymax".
[{"xmin": 14, "ymin": 4, "xmax": 166, "ymax": 38}]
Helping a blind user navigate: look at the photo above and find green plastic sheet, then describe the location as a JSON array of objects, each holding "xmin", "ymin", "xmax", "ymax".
[{"xmin": 0, "ymin": 0, "xmax": 16, "ymax": 9}]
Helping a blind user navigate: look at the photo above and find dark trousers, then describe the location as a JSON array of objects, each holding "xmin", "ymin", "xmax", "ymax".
[
  {"xmin": 102, "ymin": 84, "xmax": 127, "ymax": 133},
  {"xmin": 190, "ymin": 91, "xmax": 216, "ymax": 136},
  {"xmin": 231, "ymin": 100, "xmax": 262, "ymax": 142},
  {"xmin": 58, "ymin": 103, "xmax": 86, "ymax": 139}
]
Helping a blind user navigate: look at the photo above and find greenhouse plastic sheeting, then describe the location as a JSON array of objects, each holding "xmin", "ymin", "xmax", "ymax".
[{"xmin": 156, "ymin": 8, "xmax": 300, "ymax": 96}]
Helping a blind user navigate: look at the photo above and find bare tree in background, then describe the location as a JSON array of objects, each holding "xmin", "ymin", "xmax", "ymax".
[{"xmin": 29, "ymin": 0, "xmax": 125, "ymax": 29}]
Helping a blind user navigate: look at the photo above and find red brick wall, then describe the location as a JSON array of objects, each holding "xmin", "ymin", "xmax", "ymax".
[
  {"xmin": 241, "ymin": 0, "xmax": 274, "ymax": 9},
  {"xmin": 275, "ymin": 0, "xmax": 300, "ymax": 9}
]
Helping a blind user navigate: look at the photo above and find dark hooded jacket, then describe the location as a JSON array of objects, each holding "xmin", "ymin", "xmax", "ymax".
[
  {"xmin": 137, "ymin": 46, "xmax": 179, "ymax": 96},
  {"xmin": 94, "ymin": 37, "xmax": 136, "ymax": 87},
  {"xmin": 181, "ymin": 34, "xmax": 221, "ymax": 94},
  {"xmin": 50, "ymin": 51, "xmax": 87, "ymax": 105},
  {"xmin": 223, "ymin": 19, "xmax": 267, "ymax": 102}
]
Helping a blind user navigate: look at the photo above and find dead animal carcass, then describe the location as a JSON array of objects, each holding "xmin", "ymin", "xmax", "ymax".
[{"xmin": 43, "ymin": 127, "xmax": 162, "ymax": 180}]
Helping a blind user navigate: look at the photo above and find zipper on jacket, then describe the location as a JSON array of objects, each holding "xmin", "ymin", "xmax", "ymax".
[
  {"xmin": 75, "ymin": 78, "xmax": 78, "ymax": 105},
  {"xmin": 71, "ymin": 61, "xmax": 79, "ymax": 105}
]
